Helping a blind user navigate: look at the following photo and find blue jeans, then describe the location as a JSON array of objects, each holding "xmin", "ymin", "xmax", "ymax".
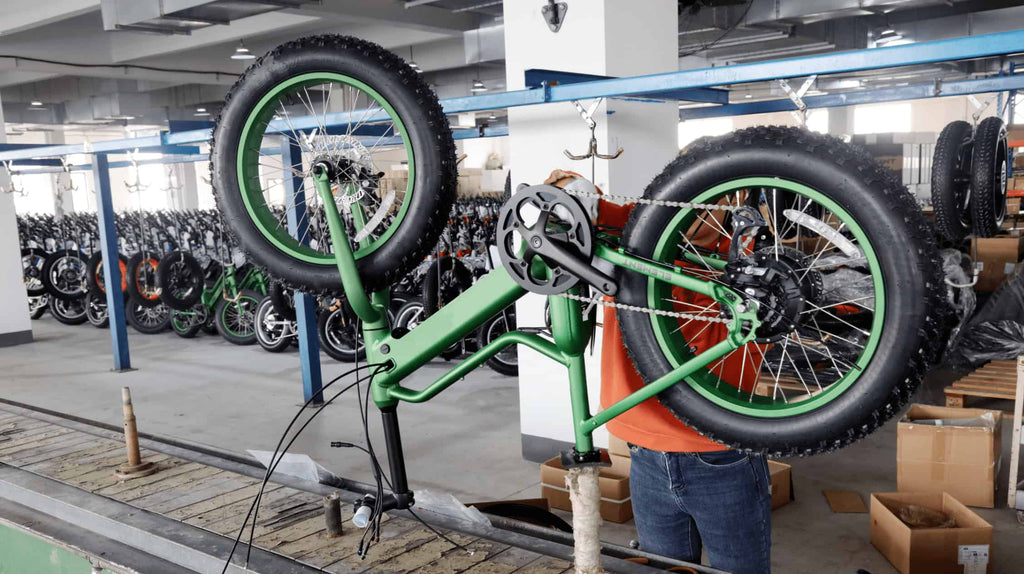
[{"xmin": 629, "ymin": 445, "xmax": 771, "ymax": 574}]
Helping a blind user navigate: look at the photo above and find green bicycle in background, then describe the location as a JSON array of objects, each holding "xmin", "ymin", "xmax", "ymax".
[
  {"xmin": 158, "ymin": 251, "xmax": 268, "ymax": 344},
  {"xmin": 211, "ymin": 35, "xmax": 949, "ymax": 519}
]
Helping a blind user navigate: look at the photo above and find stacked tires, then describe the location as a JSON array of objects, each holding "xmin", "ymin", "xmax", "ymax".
[{"xmin": 931, "ymin": 117, "xmax": 1009, "ymax": 241}]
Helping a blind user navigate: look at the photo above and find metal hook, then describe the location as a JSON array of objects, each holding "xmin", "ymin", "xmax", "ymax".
[
  {"xmin": 563, "ymin": 99, "xmax": 624, "ymax": 161},
  {"xmin": 777, "ymin": 75, "xmax": 817, "ymax": 128},
  {"xmin": 123, "ymin": 149, "xmax": 149, "ymax": 193},
  {"xmin": 1, "ymin": 161, "xmax": 26, "ymax": 196},
  {"xmin": 58, "ymin": 157, "xmax": 78, "ymax": 194}
]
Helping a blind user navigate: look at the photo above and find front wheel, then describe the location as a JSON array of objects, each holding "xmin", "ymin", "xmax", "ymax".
[
  {"xmin": 215, "ymin": 290, "xmax": 261, "ymax": 345},
  {"xmin": 50, "ymin": 297, "xmax": 87, "ymax": 325},
  {"xmin": 211, "ymin": 34, "xmax": 457, "ymax": 295},
  {"xmin": 477, "ymin": 308, "xmax": 518, "ymax": 376},
  {"xmin": 318, "ymin": 300, "xmax": 364, "ymax": 362},
  {"xmin": 256, "ymin": 296, "xmax": 293, "ymax": 352},
  {"xmin": 617, "ymin": 126, "xmax": 946, "ymax": 456},
  {"xmin": 85, "ymin": 292, "xmax": 109, "ymax": 328},
  {"xmin": 171, "ymin": 305, "xmax": 207, "ymax": 338},
  {"xmin": 126, "ymin": 298, "xmax": 170, "ymax": 334}
]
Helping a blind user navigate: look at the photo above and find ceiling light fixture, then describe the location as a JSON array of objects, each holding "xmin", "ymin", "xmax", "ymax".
[
  {"xmin": 471, "ymin": 79, "xmax": 487, "ymax": 93},
  {"xmin": 231, "ymin": 40, "xmax": 255, "ymax": 60},
  {"xmin": 30, "ymin": 101, "xmax": 43, "ymax": 106},
  {"xmin": 195, "ymin": 107, "xmax": 210, "ymax": 117},
  {"xmin": 488, "ymin": 112, "xmax": 497, "ymax": 120},
  {"xmin": 876, "ymin": 29, "xmax": 903, "ymax": 45}
]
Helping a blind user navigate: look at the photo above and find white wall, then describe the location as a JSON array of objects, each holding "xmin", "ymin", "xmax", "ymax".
[{"xmin": 505, "ymin": 0, "xmax": 678, "ymax": 452}]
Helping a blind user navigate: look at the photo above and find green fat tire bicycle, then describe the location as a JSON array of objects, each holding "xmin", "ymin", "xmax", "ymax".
[{"xmin": 212, "ymin": 34, "xmax": 949, "ymax": 503}]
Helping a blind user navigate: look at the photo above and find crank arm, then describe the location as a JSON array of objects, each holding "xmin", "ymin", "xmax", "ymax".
[{"xmin": 530, "ymin": 234, "xmax": 617, "ymax": 295}]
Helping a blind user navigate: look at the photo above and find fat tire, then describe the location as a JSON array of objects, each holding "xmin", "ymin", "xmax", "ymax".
[
  {"xmin": 268, "ymin": 282, "xmax": 296, "ymax": 321},
  {"xmin": 970, "ymin": 116, "xmax": 1008, "ymax": 237},
  {"xmin": 126, "ymin": 297, "xmax": 170, "ymax": 334},
  {"xmin": 618, "ymin": 126, "xmax": 948, "ymax": 456},
  {"xmin": 317, "ymin": 302, "xmax": 364, "ymax": 362},
  {"xmin": 211, "ymin": 34, "xmax": 457, "ymax": 295},
  {"xmin": 421, "ymin": 256, "xmax": 472, "ymax": 318},
  {"xmin": 21, "ymin": 248, "xmax": 49, "ymax": 296},
  {"xmin": 931, "ymin": 121, "xmax": 974, "ymax": 242},
  {"xmin": 41, "ymin": 249, "xmax": 87, "ymax": 301},
  {"xmin": 126, "ymin": 251, "xmax": 163, "ymax": 308},
  {"xmin": 256, "ymin": 296, "xmax": 292, "ymax": 353},
  {"xmin": 85, "ymin": 292, "xmax": 109, "ymax": 328},
  {"xmin": 158, "ymin": 251, "xmax": 204, "ymax": 311},
  {"xmin": 50, "ymin": 297, "xmax": 87, "ymax": 326},
  {"xmin": 477, "ymin": 308, "xmax": 518, "ymax": 376},
  {"xmin": 215, "ymin": 289, "xmax": 261, "ymax": 345}
]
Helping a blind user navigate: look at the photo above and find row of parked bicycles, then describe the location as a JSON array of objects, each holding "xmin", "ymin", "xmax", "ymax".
[{"xmin": 18, "ymin": 196, "xmax": 517, "ymax": 376}]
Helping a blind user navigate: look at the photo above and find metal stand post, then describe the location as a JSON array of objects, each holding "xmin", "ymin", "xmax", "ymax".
[
  {"xmin": 281, "ymin": 138, "xmax": 324, "ymax": 404},
  {"xmin": 92, "ymin": 154, "xmax": 131, "ymax": 371}
]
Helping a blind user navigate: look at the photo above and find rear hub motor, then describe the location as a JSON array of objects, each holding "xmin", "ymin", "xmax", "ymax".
[{"xmin": 726, "ymin": 247, "xmax": 822, "ymax": 344}]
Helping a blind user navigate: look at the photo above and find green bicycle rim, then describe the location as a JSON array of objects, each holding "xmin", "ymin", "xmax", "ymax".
[
  {"xmin": 237, "ymin": 72, "xmax": 415, "ymax": 264},
  {"xmin": 647, "ymin": 176, "xmax": 885, "ymax": 417},
  {"xmin": 220, "ymin": 297, "xmax": 257, "ymax": 338}
]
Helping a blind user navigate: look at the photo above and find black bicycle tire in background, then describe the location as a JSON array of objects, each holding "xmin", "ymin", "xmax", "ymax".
[
  {"xmin": 211, "ymin": 34, "xmax": 457, "ymax": 295},
  {"xmin": 85, "ymin": 292, "xmax": 109, "ymax": 328},
  {"xmin": 41, "ymin": 249, "xmax": 87, "ymax": 301},
  {"xmin": 256, "ymin": 296, "xmax": 292, "ymax": 353},
  {"xmin": 618, "ymin": 126, "xmax": 948, "ymax": 456},
  {"xmin": 477, "ymin": 308, "xmax": 518, "ymax": 376},
  {"xmin": 970, "ymin": 116, "xmax": 1008, "ymax": 237},
  {"xmin": 930, "ymin": 120, "xmax": 974, "ymax": 242},
  {"xmin": 50, "ymin": 297, "xmax": 87, "ymax": 326},
  {"xmin": 158, "ymin": 250, "xmax": 205, "ymax": 311},
  {"xmin": 126, "ymin": 250, "xmax": 163, "ymax": 309},
  {"xmin": 268, "ymin": 282, "xmax": 296, "ymax": 321},
  {"xmin": 317, "ymin": 302, "xmax": 365, "ymax": 362},
  {"xmin": 22, "ymin": 247, "xmax": 49, "ymax": 296},
  {"xmin": 421, "ymin": 256, "xmax": 472, "ymax": 318},
  {"xmin": 126, "ymin": 297, "xmax": 170, "ymax": 334}
]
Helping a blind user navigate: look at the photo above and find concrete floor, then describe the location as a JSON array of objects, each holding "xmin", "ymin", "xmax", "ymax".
[{"xmin": 3, "ymin": 316, "xmax": 1023, "ymax": 573}]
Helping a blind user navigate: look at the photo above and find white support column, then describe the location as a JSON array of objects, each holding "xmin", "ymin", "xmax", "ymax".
[
  {"xmin": 178, "ymin": 162, "xmax": 200, "ymax": 210},
  {"xmin": 46, "ymin": 131, "xmax": 74, "ymax": 215},
  {"xmin": 504, "ymin": 0, "xmax": 678, "ymax": 459},
  {"xmin": 0, "ymin": 92, "xmax": 33, "ymax": 346}
]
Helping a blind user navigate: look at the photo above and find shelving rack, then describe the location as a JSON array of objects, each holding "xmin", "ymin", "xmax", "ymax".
[{"xmin": 4, "ymin": 30, "xmax": 1024, "ymax": 402}]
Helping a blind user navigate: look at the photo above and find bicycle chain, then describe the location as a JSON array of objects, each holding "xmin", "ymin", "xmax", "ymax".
[{"xmin": 550, "ymin": 187, "xmax": 740, "ymax": 322}]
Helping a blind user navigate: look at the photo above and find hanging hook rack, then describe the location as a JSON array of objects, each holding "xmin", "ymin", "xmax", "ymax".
[
  {"xmin": 124, "ymin": 149, "xmax": 149, "ymax": 193},
  {"xmin": 58, "ymin": 157, "xmax": 79, "ymax": 194},
  {"xmin": 776, "ymin": 75, "xmax": 817, "ymax": 127},
  {"xmin": 2, "ymin": 160, "xmax": 26, "ymax": 196},
  {"xmin": 563, "ymin": 98, "xmax": 624, "ymax": 162}
]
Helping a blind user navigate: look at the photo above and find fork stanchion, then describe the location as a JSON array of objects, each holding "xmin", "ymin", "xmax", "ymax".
[{"xmin": 115, "ymin": 387, "xmax": 157, "ymax": 480}]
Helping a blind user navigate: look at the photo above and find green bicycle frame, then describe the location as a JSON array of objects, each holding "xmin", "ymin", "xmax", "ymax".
[{"xmin": 312, "ymin": 166, "xmax": 761, "ymax": 456}]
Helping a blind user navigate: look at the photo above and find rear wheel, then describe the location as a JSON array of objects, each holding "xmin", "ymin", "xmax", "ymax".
[
  {"xmin": 171, "ymin": 305, "xmax": 207, "ymax": 338},
  {"xmin": 28, "ymin": 294, "xmax": 48, "ymax": 320},
  {"xmin": 477, "ymin": 308, "xmax": 518, "ymax": 376},
  {"xmin": 21, "ymin": 248, "xmax": 48, "ymax": 296},
  {"xmin": 211, "ymin": 34, "xmax": 457, "ymax": 295},
  {"xmin": 256, "ymin": 296, "xmax": 293, "ymax": 352},
  {"xmin": 126, "ymin": 298, "xmax": 170, "ymax": 334},
  {"xmin": 215, "ymin": 290, "xmax": 261, "ymax": 345},
  {"xmin": 50, "ymin": 297, "xmax": 87, "ymax": 325},
  {"xmin": 85, "ymin": 292, "xmax": 109, "ymax": 328},
  {"xmin": 318, "ymin": 300, "xmax": 364, "ymax": 362},
  {"xmin": 618, "ymin": 126, "xmax": 946, "ymax": 456}
]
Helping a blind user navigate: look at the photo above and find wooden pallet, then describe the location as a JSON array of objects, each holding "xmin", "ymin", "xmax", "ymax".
[
  {"xmin": 0, "ymin": 410, "xmax": 575, "ymax": 574},
  {"xmin": 944, "ymin": 360, "xmax": 1019, "ymax": 409}
]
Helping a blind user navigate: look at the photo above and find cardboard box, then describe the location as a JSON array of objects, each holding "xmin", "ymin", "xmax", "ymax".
[
  {"xmin": 870, "ymin": 492, "xmax": 992, "ymax": 574},
  {"xmin": 1007, "ymin": 124, "xmax": 1024, "ymax": 143},
  {"xmin": 1007, "ymin": 197, "xmax": 1022, "ymax": 215},
  {"xmin": 768, "ymin": 460, "xmax": 794, "ymax": 510},
  {"xmin": 608, "ymin": 434, "xmax": 630, "ymax": 458},
  {"xmin": 875, "ymin": 155, "xmax": 904, "ymax": 173},
  {"xmin": 540, "ymin": 456, "xmax": 632, "ymax": 523},
  {"xmin": 897, "ymin": 405, "xmax": 1002, "ymax": 508},
  {"xmin": 970, "ymin": 235, "xmax": 1024, "ymax": 292}
]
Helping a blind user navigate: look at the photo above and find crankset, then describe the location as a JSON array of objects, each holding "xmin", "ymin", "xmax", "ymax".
[{"xmin": 496, "ymin": 184, "xmax": 616, "ymax": 296}]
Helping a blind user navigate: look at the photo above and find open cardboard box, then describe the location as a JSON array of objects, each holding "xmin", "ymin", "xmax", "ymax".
[
  {"xmin": 870, "ymin": 492, "xmax": 992, "ymax": 574},
  {"xmin": 768, "ymin": 460, "xmax": 794, "ymax": 510},
  {"xmin": 540, "ymin": 455, "xmax": 632, "ymax": 523},
  {"xmin": 897, "ymin": 405, "xmax": 1002, "ymax": 508}
]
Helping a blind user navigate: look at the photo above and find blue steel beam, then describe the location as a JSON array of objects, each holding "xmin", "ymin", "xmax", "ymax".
[
  {"xmin": 680, "ymin": 74, "xmax": 1024, "ymax": 120},
  {"xmin": 523, "ymin": 68, "xmax": 730, "ymax": 104},
  {"xmin": 4, "ymin": 29, "xmax": 1024, "ymax": 161},
  {"xmin": 92, "ymin": 154, "xmax": 131, "ymax": 371},
  {"xmin": 281, "ymin": 136, "xmax": 324, "ymax": 404}
]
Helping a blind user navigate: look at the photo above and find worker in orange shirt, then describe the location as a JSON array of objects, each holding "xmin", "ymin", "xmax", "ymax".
[{"xmin": 598, "ymin": 198, "xmax": 771, "ymax": 574}]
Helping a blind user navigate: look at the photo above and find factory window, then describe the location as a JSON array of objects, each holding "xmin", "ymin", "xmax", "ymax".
[
  {"xmin": 854, "ymin": 103, "xmax": 911, "ymax": 134},
  {"xmin": 679, "ymin": 117, "xmax": 733, "ymax": 149}
]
